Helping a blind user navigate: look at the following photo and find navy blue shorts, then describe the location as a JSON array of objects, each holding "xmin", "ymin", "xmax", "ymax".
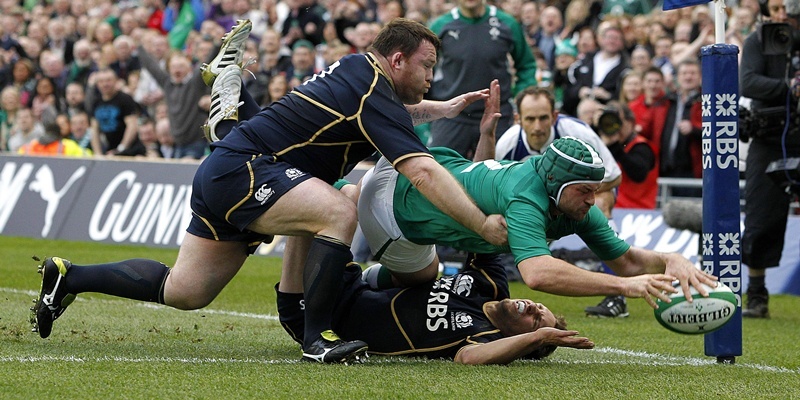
[{"xmin": 188, "ymin": 148, "xmax": 313, "ymax": 251}]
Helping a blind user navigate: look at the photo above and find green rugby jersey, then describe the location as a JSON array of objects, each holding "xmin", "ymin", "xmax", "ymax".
[
  {"xmin": 428, "ymin": 5, "xmax": 537, "ymax": 122},
  {"xmin": 393, "ymin": 147, "xmax": 630, "ymax": 264}
]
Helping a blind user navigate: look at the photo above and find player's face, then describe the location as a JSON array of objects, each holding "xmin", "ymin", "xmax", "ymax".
[
  {"xmin": 393, "ymin": 40, "xmax": 436, "ymax": 105},
  {"xmin": 497, "ymin": 299, "xmax": 557, "ymax": 336},
  {"xmin": 558, "ymin": 182, "xmax": 600, "ymax": 221},
  {"xmin": 458, "ymin": 0, "xmax": 486, "ymax": 14},
  {"xmin": 519, "ymin": 94, "xmax": 555, "ymax": 151}
]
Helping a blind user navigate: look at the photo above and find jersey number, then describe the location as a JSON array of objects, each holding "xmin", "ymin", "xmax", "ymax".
[
  {"xmin": 460, "ymin": 159, "xmax": 515, "ymax": 174},
  {"xmin": 303, "ymin": 61, "xmax": 340, "ymax": 85}
]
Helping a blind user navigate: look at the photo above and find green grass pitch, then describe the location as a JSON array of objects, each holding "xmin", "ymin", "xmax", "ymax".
[{"xmin": 1, "ymin": 236, "xmax": 798, "ymax": 399}]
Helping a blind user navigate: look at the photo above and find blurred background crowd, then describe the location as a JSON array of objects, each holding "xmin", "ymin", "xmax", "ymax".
[{"xmin": 0, "ymin": 0, "xmax": 761, "ymax": 164}]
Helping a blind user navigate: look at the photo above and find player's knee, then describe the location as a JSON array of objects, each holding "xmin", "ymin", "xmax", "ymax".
[
  {"xmin": 393, "ymin": 263, "xmax": 438, "ymax": 287},
  {"xmin": 322, "ymin": 199, "xmax": 358, "ymax": 233},
  {"xmin": 168, "ymin": 295, "xmax": 213, "ymax": 310},
  {"xmin": 163, "ymin": 278, "xmax": 215, "ymax": 310}
]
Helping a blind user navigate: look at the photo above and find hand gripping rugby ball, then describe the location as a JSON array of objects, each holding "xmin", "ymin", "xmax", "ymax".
[{"xmin": 654, "ymin": 282, "xmax": 737, "ymax": 335}]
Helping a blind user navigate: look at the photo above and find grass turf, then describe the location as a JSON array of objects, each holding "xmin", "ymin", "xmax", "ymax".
[{"xmin": 1, "ymin": 236, "xmax": 799, "ymax": 399}]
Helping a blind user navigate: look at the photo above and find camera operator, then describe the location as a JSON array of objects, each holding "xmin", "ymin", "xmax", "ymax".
[
  {"xmin": 597, "ymin": 102, "xmax": 658, "ymax": 210},
  {"xmin": 739, "ymin": 0, "xmax": 800, "ymax": 318}
]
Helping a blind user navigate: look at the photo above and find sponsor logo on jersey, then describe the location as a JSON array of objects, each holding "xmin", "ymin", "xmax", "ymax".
[
  {"xmin": 427, "ymin": 274, "xmax": 480, "ymax": 331},
  {"xmin": 285, "ymin": 168, "xmax": 305, "ymax": 180},
  {"xmin": 489, "ymin": 17, "xmax": 500, "ymax": 40},
  {"xmin": 453, "ymin": 312, "xmax": 473, "ymax": 329},
  {"xmin": 454, "ymin": 275, "xmax": 473, "ymax": 296},
  {"xmin": 426, "ymin": 290, "xmax": 450, "ymax": 331},
  {"xmin": 447, "ymin": 30, "xmax": 460, "ymax": 40},
  {"xmin": 489, "ymin": 26, "xmax": 500, "ymax": 40},
  {"xmin": 433, "ymin": 276, "xmax": 453, "ymax": 291},
  {"xmin": 254, "ymin": 184, "xmax": 275, "ymax": 204}
]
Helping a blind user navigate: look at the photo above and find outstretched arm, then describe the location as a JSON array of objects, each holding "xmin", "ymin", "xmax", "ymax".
[
  {"xmin": 519, "ymin": 254, "xmax": 677, "ymax": 309},
  {"xmin": 472, "ymin": 79, "xmax": 501, "ymax": 162},
  {"xmin": 518, "ymin": 247, "xmax": 718, "ymax": 309},
  {"xmin": 405, "ymin": 88, "xmax": 490, "ymax": 125},
  {"xmin": 137, "ymin": 44, "xmax": 169, "ymax": 87},
  {"xmin": 606, "ymin": 247, "xmax": 718, "ymax": 305},
  {"xmin": 454, "ymin": 328, "xmax": 594, "ymax": 365}
]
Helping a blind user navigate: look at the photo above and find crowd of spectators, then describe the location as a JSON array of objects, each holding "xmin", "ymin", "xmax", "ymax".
[{"xmin": 0, "ymin": 0, "xmax": 761, "ymax": 178}]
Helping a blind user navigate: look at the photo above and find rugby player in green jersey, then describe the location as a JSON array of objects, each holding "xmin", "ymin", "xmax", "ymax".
[{"xmin": 349, "ymin": 82, "xmax": 717, "ymax": 309}]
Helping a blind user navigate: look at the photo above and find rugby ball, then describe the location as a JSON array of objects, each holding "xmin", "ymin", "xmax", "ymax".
[{"xmin": 654, "ymin": 282, "xmax": 737, "ymax": 335}]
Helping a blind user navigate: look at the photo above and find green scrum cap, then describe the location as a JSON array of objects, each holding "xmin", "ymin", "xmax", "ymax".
[{"xmin": 536, "ymin": 137, "xmax": 605, "ymax": 205}]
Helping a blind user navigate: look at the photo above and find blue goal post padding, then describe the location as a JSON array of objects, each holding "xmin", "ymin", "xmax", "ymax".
[{"xmin": 700, "ymin": 44, "xmax": 743, "ymax": 358}]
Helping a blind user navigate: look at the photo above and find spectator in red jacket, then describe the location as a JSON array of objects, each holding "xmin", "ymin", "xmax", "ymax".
[
  {"xmin": 658, "ymin": 59, "xmax": 703, "ymax": 197},
  {"xmin": 629, "ymin": 66, "xmax": 670, "ymax": 160},
  {"xmin": 599, "ymin": 101, "xmax": 657, "ymax": 209}
]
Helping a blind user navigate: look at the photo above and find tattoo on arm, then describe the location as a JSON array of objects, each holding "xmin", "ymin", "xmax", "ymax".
[{"xmin": 409, "ymin": 108, "xmax": 434, "ymax": 125}]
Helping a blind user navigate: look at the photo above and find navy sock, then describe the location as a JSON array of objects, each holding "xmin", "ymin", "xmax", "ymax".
[
  {"xmin": 275, "ymin": 283, "xmax": 304, "ymax": 345},
  {"xmin": 239, "ymin": 85, "xmax": 262, "ymax": 120},
  {"xmin": 217, "ymin": 120, "xmax": 237, "ymax": 138},
  {"xmin": 302, "ymin": 237, "xmax": 351, "ymax": 348},
  {"xmin": 65, "ymin": 259, "xmax": 170, "ymax": 304},
  {"xmin": 748, "ymin": 275, "xmax": 766, "ymax": 291}
]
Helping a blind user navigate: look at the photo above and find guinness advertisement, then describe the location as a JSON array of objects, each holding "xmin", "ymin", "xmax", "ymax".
[{"xmin": 1, "ymin": 155, "xmax": 195, "ymax": 247}]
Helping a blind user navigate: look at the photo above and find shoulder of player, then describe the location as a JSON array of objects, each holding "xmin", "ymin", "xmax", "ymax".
[
  {"xmin": 518, "ymin": 160, "xmax": 549, "ymax": 194},
  {"xmin": 555, "ymin": 116, "xmax": 598, "ymax": 142},
  {"xmin": 580, "ymin": 206, "xmax": 611, "ymax": 228},
  {"xmin": 497, "ymin": 124, "xmax": 520, "ymax": 141},
  {"xmin": 336, "ymin": 52, "xmax": 371, "ymax": 70},
  {"xmin": 429, "ymin": 146, "xmax": 467, "ymax": 163},
  {"xmin": 556, "ymin": 115, "xmax": 590, "ymax": 129},
  {"xmin": 506, "ymin": 184, "xmax": 548, "ymax": 212},
  {"xmin": 491, "ymin": 7, "xmax": 522, "ymax": 28},
  {"xmin": 430, "ymin": 11, "xmax": 458, "ymax": 34},
  {"xmin": 310, "ymin": 53, "xmax": 389, "ymax": 92},
  {"xmin": 495, "ymin": 124, "xmax": 520, "ymax": 150}
]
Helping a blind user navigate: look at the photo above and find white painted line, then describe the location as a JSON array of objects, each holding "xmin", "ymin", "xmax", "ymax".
[
  {"xmin": 0, "ymin": 355, "xmax": 302, "ymax": 364},
  {"xmin": 135, "ymin": 302, "xmax": 279, "ymax": 320},
  {"xmin": 553, "ymin": 348, "xmax": 800, "ymax": 374},
  {"xmin": 1, "ymin": 287, "xmax": 279, "ymax": 321},
  {"xmin": 3, "ymin": 287, "xmax": 797, "ymax": 373},
  {"xmin": 0, "ymin": 353, "xmax": 797, "ymax": 374}
]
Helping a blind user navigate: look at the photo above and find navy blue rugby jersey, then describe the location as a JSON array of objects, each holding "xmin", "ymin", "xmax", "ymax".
[
  {"xmin": 335, "ymin": 257, "xmax": 510, "ymax": 359},
  {"xmin": 213, "ymin": 53, "xmax": 431, "ymax": 184}
]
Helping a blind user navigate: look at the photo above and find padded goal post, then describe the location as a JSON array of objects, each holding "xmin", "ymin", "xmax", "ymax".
[{"xmin": 700, "ymin": 43, "xmax": 743, "ymax": 363}]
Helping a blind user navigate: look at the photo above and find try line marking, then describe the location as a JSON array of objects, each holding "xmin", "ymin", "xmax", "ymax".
[
  {"xmin": 1, "ymin": 352, "xmax": 798, "ymax": 374},
  {"xmin": 2, "ymin": 287, "xmax": 797, "ymax": 373}
]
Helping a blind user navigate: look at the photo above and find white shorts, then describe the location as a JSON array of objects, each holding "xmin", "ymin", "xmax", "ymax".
[{"xmin": 357, "ymin": 158, "xmax": 436, "ymax": 274}]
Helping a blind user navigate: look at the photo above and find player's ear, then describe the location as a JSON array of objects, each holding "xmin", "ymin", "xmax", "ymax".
[{"xmin": 389, "ymin": 51, "xmax": 405, "ymax": 69}]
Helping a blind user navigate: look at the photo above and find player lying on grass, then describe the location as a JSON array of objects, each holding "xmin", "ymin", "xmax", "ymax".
[
  {"xmin": 346, "ymin": 89, "xmax": 717, "ymax": 309},
  {"xmin": 276, "ymin": 252, "xmax": 595, "ymax": 365}
]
